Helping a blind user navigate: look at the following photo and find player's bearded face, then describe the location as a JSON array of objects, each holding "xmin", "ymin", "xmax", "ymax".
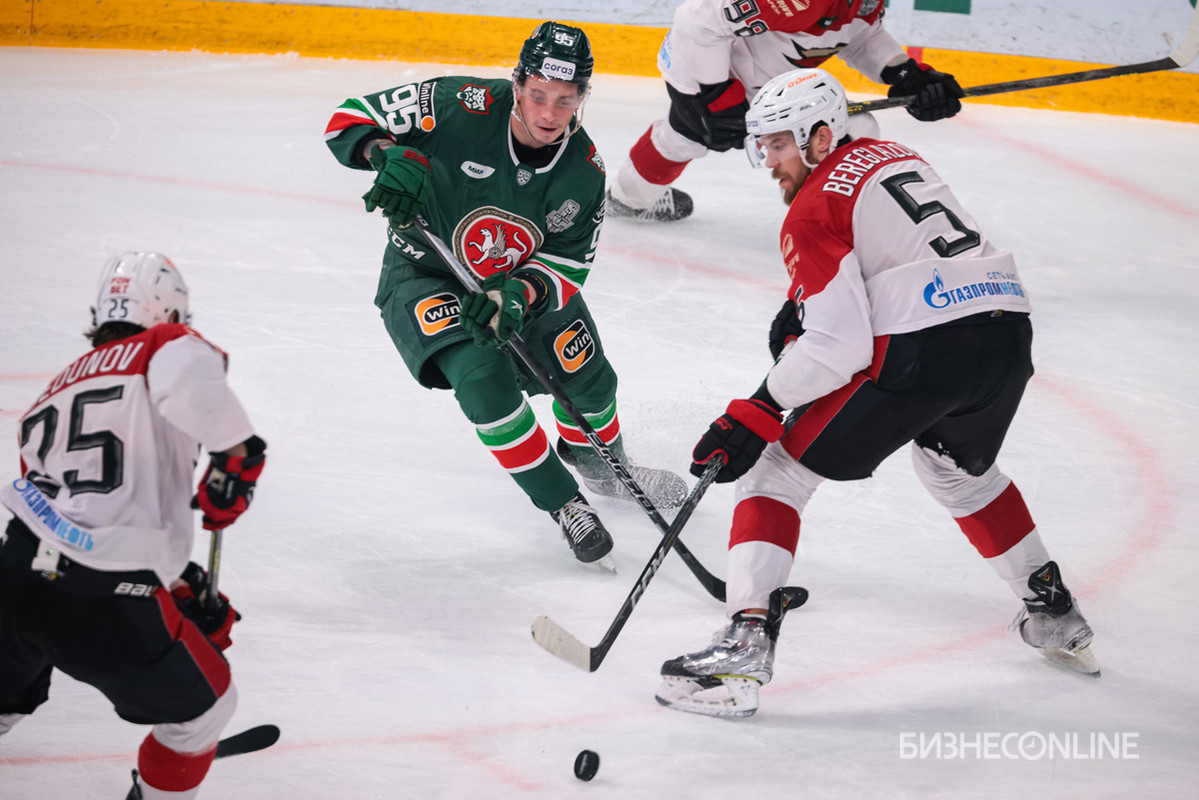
[
  {"xmin": 512, "ymin": 77, "xmax": 584, "ymax": 147},
  {"xmin": 761, "ymin": 131, "xmax": 809, "ymax": 205}
]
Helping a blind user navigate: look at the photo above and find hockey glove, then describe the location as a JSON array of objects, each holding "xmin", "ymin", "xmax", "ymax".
[
  {"xmin": 458, "ymin": 273, "xmax": 529, "ymax": 347},
  {"xmin": 669, "ymin": 79, "xmax": 749, "ymax": 152},
  {"xmin": 880, "ymin": 58, "xmax": 964, "ymax": 122},
  {"xmin": 171, "ymin": 561, "xmax": 240, "ymax": 650},
  {"xmin": 362, "ymin": 144, "xmax": 432, "ymax": 229},
  {"xmin": 691, "ymin": 398, "xmax": 785, "ymax": 483},
  {"xmin": 193, "ymin": 435, "xmax": 267, "ymax": 531},
  {"xmin": 768, "ymin": 298, "xmax": 805, "ymax": 361}
]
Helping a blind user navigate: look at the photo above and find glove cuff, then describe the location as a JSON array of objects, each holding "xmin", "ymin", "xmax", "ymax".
[{"xmin": 726, "ymin": 398, "xmax": 785, "ymax": 442}]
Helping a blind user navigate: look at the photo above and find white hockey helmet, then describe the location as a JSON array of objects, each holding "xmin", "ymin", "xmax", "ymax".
[
  {"xmin": 744, "ymin": 68, "xmax": 849, "ymax": 168},
  {"xmin": 94, "ymin": 251, "xmax": 191, "ymax": 328}
]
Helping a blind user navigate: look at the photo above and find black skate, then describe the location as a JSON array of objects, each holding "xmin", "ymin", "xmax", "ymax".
[
  {"xmin": 550, "ymin": 492, "xmax": 615, "ymax": 571},
  {"xmin": 1009, "ymin": 561, "xmax": 1099, "ymax": 676},
  {"xmin": 605, "ymin": 188, "xmax": 693, "ymax": 222}
]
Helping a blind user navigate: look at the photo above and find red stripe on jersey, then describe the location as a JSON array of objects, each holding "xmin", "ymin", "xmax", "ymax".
[
  {"xmin": 152, "ymin": 588, "xmax": 232, "ymax": 697},
  {"xmin": 779, "ymin": 334, "xmax": 890, "ymax": 459},
  {"xmin": 33, "ymin": 323, "xmax": 216, "ymax": 406},
  {"xmin": 629, "ymin": 127, "xmax": 689, "ymax": 185},
  {"xmin": 138, "ymin": 732, "xmax": 217, "ymax": 792},
  {"xmin": 729, "ymin": 496, "xmax": 800, "ymax": 554},
  {"xmin": 491, "ymin": 425, "xmax": 551, "ymax": 471},
  {"xmin": 324, "ymin": 111, "xmax": 376, "ymax": 137},
  {"xmin": 955, "ymin": 482, "xmax": 1036, "ymax": 558}
]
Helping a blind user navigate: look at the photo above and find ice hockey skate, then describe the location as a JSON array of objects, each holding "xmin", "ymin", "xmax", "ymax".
[
  {"xmin": 557, "ymin": 438, "xmax": 688, "ymax": 508},
  {"xmin": 656, "ymin": 587, "xmax": 807, "ymax": 718},
  {"xmin": 605, "ymin": 187, "xmax": 693, "ymax": 222},
  {"xmin": 1009, "ymin": 561, "xmax": 1099, "ymax": 676},
  {"xmin": 550, "ymin": 492, "xmax": 615, "ymax": 571}
]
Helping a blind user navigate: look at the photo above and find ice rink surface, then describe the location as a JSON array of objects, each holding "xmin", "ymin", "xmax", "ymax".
[{"xmin": 2, "ymin": 47, "xmax": 1198, "ymax": 798}]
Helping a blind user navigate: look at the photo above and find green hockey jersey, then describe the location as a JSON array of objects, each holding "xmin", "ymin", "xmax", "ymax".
[{"xmin": 326, "ymin": 76, "xmax": 607, "ymax": 312}]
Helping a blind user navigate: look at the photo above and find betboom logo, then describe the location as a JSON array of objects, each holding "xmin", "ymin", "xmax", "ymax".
[
  {"xmin": 539, "ymin": 57, "xmax": 576, "ymax": 81},
  {"xmin": 554, "ymin": 321, "xmax": 595, "ymax": 373},
  {"xmin": 415, "ymin": 293, "xmax": 461, "ymax": 336}
]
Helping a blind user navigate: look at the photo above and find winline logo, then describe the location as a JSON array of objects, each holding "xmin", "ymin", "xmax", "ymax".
[
  {"xmin": 899, "ymin": 731, "xmax": 1140, "ymax": 760},
  {"xmin": 554, "ymin": 321, "xmax": 595, "ymax": 373}
]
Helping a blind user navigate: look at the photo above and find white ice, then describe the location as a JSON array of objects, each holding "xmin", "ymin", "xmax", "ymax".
[{"xmin": 2, "ymin": 47, "xmax": 1198, "ymax": 799}]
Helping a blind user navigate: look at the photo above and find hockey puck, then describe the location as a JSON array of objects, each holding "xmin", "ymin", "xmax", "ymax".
[{"xmin": 573, "ymin": 749, "xmax": 600, "ymax": 781}]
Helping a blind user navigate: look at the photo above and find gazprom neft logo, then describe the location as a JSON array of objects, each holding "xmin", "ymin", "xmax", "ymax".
[
  {"xmin": 899, "ymin": 731, "xmax": 1140, "ymax": 760},
  {"xmin": 11, "ymin": 478, "xmax": 95, "ymax": 551},
  {"xmin": 923, "ymin": 268, "xmax": 1026, "ymax": 309}
]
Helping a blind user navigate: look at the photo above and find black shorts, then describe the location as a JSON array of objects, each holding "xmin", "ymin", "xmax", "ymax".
[
  {"xmin": 0, "ymin": 519, "xmax": 230, "ymax": 724},
  {"xmin": 781, "ymin": 313, "xmax": 1033, "ymax": 481}
]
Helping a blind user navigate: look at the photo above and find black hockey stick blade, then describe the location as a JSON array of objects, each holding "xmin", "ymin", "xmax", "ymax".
[
  {"xmin": 413, "ymin": 215, "xmax": 726, "ymax": 602},
  {"xmin": 215, "ymin": 725, "xmax": 280, "ymax": 760},
  {"xmin": 532, "ymin": 459, "xmax": 723, "ymax": 672},
  {"xmin": 851, "ymin": 3, "xmax": 1199, "ymax": 115}
]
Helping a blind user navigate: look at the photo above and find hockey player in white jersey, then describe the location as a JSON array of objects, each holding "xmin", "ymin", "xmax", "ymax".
[
  {"xmin": 655, "ymin": 69, "xmax": 1096, "ymax": 719},
  {"xmin": 0, "ymin": 253, "xmax": 267, "ymax": 798},
  {"xmin": 607, "ymin": 0, "xmax": 964, "ymax": 221}
]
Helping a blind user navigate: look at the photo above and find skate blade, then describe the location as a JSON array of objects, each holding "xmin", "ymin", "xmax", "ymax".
[
  {"xmin": 654, "ymin": 675, "xmax": 761, "ymax": 718},
  {"xmin": 581, "ymin": 553, "xmax": 617, "ymax": 574},
  {"xmin": 1041, "ymin": 643, "xmax": 1101, "ymax": 676}
]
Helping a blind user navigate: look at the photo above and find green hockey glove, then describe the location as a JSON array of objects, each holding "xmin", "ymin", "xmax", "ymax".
[
  {"xmin": 459, "ymin": 273, "xmax": 529, "ymax": 347},
  {"xmin": 362, "ymin": 144, "xmax": 431, "ymax": 229}
]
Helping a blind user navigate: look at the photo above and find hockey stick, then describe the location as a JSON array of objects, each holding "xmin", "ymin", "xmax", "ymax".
[
  {"xmin": 531, "ymin": 458, "xmax": 724, "ymax": 672},
  {"xmin": 204, "ymin": 529, "xmax": 223, "ymax": 614},
  {"xmin": 215, "ymin": 724, "xmax": 280, "ymax": 759},
  {"xmin": 850, "ymin": 4, "xmax": 1199, "ymax": 115},
  {"xmin": 414, "ymin": 216, "xmax": 726, "ymax": 602}
]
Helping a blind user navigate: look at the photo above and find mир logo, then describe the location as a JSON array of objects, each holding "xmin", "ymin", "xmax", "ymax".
[
  {"xmin": 554, "ymin": 320, "xmax": 595, "ymax": 373},
  {"xmin": 415, "ymin": 292, "xmax": 461, "ymax": 336}
]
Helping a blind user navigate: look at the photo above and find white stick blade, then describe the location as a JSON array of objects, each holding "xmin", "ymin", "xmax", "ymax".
[
  {"xmin": 1169, "ymin": 3, "xmax": 1199, "ymax": 66},
  {"xmin": 531, "ymin": 615, "xmax": 594, "ymax": 671}
]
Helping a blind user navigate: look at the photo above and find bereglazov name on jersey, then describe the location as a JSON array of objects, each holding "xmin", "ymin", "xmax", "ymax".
[{"xmin": 822, "ymin": 143, "xmax": 919, "ymax": 197}]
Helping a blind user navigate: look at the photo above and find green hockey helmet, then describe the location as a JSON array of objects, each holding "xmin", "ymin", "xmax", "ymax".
[{"xmin": 514, "ymin": 21, "xmax": 593, "ymax": 89}]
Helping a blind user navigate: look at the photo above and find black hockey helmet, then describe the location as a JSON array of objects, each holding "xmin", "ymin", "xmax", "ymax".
[{"xmin": 514, "ymin": 21, "xmax": 593, "ymax": 89}]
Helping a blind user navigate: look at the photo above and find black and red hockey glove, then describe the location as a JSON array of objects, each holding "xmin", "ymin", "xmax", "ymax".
[
  {"xmin": 193, "ymin": 435, "xmax": 266, "ymax": 531},
  {"xmin": 768, "ymin": 298, "xmax": 805, "ymax": 361},
  {"xmin": 669, "ymin": 78, "xmax": 750, "ymax": 151},
  {"xmin": 172, "ymin": 561, "xmax": 240, "ymax": 651},
  {"xmin": 881, "ymin": 58, "xmax": 964, "ymax": 122},
  {"xmin": 692, "ymin": 397, "xmax": 785, "ymax": 483}
]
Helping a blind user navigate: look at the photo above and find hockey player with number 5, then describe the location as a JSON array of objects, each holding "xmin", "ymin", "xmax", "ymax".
[
  {"xmin": 607, "ymin": 0, "xmax": 964, "ymax": 222},
  {"xmin": 0, "ymin": 253, "xmax": 267, "ymax": 798},
  {"xmin": 324, "ymin": 22, "xmax": 686, "ymax": 569},
  {"xmin": 655, "ymin": 69, "xmax": 1097, "ymax": 719}
]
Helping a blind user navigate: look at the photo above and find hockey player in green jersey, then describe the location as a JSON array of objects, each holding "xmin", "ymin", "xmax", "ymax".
[{"xmin": 325, "ymin": 21, "xmax": 686, "ymax": 567}]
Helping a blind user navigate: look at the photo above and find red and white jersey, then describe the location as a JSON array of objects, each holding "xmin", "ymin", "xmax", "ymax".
[
  {"xmin": 766, "ymin": 138, "xmax": 1032, "ymax": 410},
  {"xmin": 1, "ymin": 324, "xmax": 255, "ymax": 585},
  {"xmin": 659, "ymin": 0, "xmax": 904, "ymax": 95}
]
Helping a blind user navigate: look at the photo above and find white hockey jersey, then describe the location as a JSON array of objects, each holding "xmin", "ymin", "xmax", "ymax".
[
  {"xmin": 659, "ymin": 0, "xmax": 905, "ymax": 96},
  {"xmin": 1, "ymin": 323, "xmax": 255, "ymax": 585},
  {"xmin": 766, "ymin": 138, "xmax": 1033, "ymax": 410}
]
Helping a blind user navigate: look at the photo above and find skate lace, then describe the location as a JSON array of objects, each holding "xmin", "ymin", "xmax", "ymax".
[
  {"xmin": 558, "ymin": 499, "xmax": 600, "ymax": 545},
  {"xmin": 647, "ymin": 190, "xmax": 677, "ymax": 216}
]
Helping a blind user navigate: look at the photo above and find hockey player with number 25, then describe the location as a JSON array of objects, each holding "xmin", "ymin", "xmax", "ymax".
[
  {"xmin": 0, "ymin": 253, "xmax": 267, "ymax": 798},
  {"xmin": 607, "ymin": 0, "xmax": 964, "ymax": 222},
  {"xmin": 325, "ymin": 22, "xmax": 686, "ymax": 570},
  {"xmin": 656, "ymin": 69, "xmax": 1097, "ymax": 719}
]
